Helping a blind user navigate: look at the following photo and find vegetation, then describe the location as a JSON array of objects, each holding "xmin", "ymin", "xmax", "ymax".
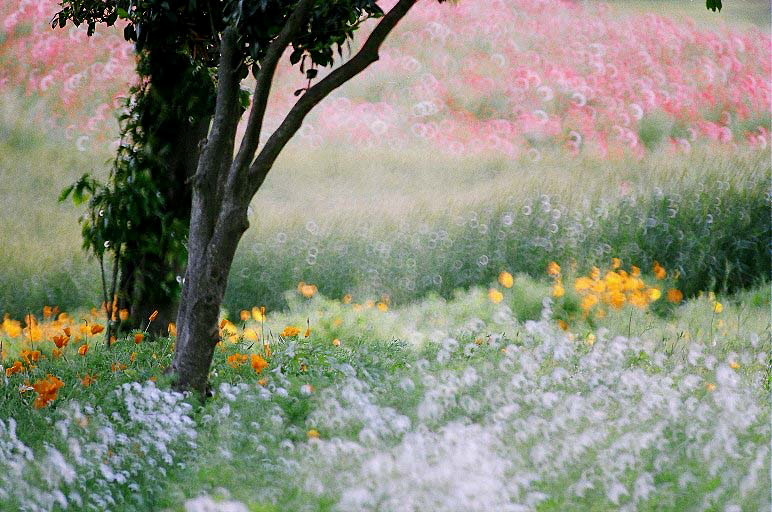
[{"xmin": 0, "ymin": 0, "xmax": 769, "ymax": 509}]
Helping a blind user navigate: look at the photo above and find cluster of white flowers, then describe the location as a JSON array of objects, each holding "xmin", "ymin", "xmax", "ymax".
[
  {"xmin": 205, "ymin": 308, "xmax": 769, "ymax": 511},
  {"xmin": 0, "ymin": 381, "xmax": 196, "ymax": 511}
]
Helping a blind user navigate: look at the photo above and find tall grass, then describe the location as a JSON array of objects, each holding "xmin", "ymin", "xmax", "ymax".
[
  {"xmin": 0, "ymin": 97, "xmax": 768, "ymax": 318},
  {"xmin": 225, "ymin": 145, "xmax": 770, "ymax": 312}
]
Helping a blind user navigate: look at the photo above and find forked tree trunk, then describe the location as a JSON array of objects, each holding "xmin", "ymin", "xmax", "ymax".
[{"xmin": 171, "ymin": 0, "xmax": 421, "ymax": 394}]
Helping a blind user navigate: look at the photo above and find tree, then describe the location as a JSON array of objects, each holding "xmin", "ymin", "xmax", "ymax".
[
  {"xmin": 57, "ymin": 3, "xmax": 219, "ymax": 339},
  {"xmin": 57, "ymin": 0, "xmax": 447, "ymax": 392},
  {"xmin": 55, "ymin": 0, "xmax": 722, "ymax": 393}
]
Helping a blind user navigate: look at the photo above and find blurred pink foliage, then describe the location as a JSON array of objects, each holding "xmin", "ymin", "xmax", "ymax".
[{"xmin": 1, "ymin": 0, "xmax": 769, "ymax": 156}]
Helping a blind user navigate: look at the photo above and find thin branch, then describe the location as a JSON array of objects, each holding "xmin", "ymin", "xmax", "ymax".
[
  {"xmin": 232, "ymin": 0, "xmax": 315, "ymax": 176},
  {"xmin": 246, "ymin": 0, "xmax": 418, "ymax": 196},
  {"xmin": 105, "ymin": 246, "xmax": 121, "ymax": 348}
]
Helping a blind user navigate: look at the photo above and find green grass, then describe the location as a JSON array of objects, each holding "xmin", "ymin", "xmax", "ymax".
[
  {"xmin": 2, "ymin": 96, "xmax": 768, "ymax": 317},
  {"xmin": 603, "ymin": 0, "xmax": 772, "ymax": 28},
  {"xmin": 1, "ymin": 283, "xmax": 768, "ymax": 510}
]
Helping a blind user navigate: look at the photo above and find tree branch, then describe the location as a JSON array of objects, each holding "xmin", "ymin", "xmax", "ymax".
[
  {"xmin": 245, "ymin": 0, "xmax": 417, "ymax": 196},
  {"xmin": 231, "ymin": 0, "xmax": 315, "ymax": 177},
  {"xmin": 192, "ymin": 25, "xmax": 242, "ymax": 236}
]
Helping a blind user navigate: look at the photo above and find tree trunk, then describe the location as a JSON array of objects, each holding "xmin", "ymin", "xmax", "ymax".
[{"xmin": 115, "ymin": 48, "xmax": 213, "ymax": 335}]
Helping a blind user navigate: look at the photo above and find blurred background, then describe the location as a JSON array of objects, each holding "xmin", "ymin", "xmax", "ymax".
[{"xmin": 0, "ymin": 0, "xmax": 769, "ymax": 317}]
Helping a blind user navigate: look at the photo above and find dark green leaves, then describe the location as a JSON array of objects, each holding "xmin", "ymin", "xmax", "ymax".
[{"xmin": 706, "ymin": 0, "xmax": 722, "ymax": 12}]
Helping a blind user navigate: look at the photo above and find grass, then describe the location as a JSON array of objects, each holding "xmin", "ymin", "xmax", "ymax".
[
  {"xmin": 0, "ymin": 281, "xmax": 768, "ymax": 510},
  {"xmin": 0, "ymin": 99, "xmax": 769, "ymax": 317},
  {"xmin": 603, "ymin": 0, "xmax": 772, "ymax": 28}
]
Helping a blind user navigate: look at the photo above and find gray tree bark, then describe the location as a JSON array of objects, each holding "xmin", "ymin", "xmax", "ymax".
[{"xmin": 171, "ymin": 0, "xmax": 419, "ymax": 394}]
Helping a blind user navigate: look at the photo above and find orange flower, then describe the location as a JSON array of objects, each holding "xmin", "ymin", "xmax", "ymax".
[
  {"xmin": 332, "ymin": 338, "xmax": 341, "ymax": 347},
  {"xmin": 32, "ymin": 375, "xmax": 65, "ymax": 409},
  {"xmin": 168, "ymin": 322, "xmax": 177, "ymax": 336},
  {"xmin": 81, "ymin": 374, "xmax": 97, "ymax": 388},
  {"xmin": 281, "ymin": 326, "xmax": 301, "ymax": 337},
  {"xmin": 611, "ymin": 258, "xmax": 622, "ymax": 269},
  {"xmin": 21, "ymin": 350, "xmax": 42, "ymax": 365},
  {"xmin": 90, "ymin": 324, "xmax": 105, "ymax": 335},
  {"xmin": 258, "ymin": 377, "xmax": 269, "ymax": 386},
  {"xmin": 547, "ymin": 261, "xmax": 561, "ymax": 277},
  {"xmin": 304, "ymin": 327, "xmax": 312, "ymax": 338},
  {"xmin": 63, "ymin": 327, "xmax": 71, "ymax": 337},
  {"xmin": 43, "ymin": 306, "xmax": 53, "ymax": 319},
  {"xmin": 52, "ymin": 348, "xmax": 63, "ymax": 358},
  {"xmin": 227, "ymin": 353, "xmax": 248, "ymax": 368},
  {"xmin": 134, "ymin": 333, "xmax": 145, "ymax": 344},
  {"xmin": 667, "ymin": 289, "xmax": 684, "ymax": 303},
  {"xmin": 488, "ymin": 289, "xmax": 504, "ymax": 304},
  {"xmin": 78, "ymin": 344, "xmax": 89, "ymax": 356},
  {"xmin": 130, "ymin": 352, "xmax": 137, "ymax": 362},
  {"xmin": 119, "ymin": 309, "xmax": 130, "ymax": 321},
  {"xmin": 148, "ymin": 310, "xmax": 159, "ymax": 322},
  {"xmin": 251, "ymin": 354, "xmax": 269, "ymax": 373},
  {"xmin": 653, "ymin": 261, "xmax": 667, "ymax": 280},
  {"xmin": 53, "ymin": 334, "xmax": 70, "ymax": 348},
  {"xmin": 298, "ymin": 282, "xmax": 318, "ymax": 298},
  {"xmin": 240, "ymin": 310, "xmax": 251, "ymax": 322},
  {"xmin": 5, "ymin": 361, "xmax": 23, "ymax": 377},
  {"xmin": 111, "ymin": 362, "xmax": 127, "ymax": 372},
  {"xmin": 498, "ymin": 271, "xmax": 515, "ymax": 288}
]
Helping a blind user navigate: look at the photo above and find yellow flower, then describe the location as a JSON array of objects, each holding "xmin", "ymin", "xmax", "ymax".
[
  {"xmin": 498, "ymin": 271, "xmax": 514, "ymax": 288},
  {"xmin": 488, "ymin": 289, "xmax": 504, "ymax": 304},
  {"xmin": 611, "ymin": 257, "xmax": 622, "ymax": 269},
  {"xmin": 243, "ymin": 328, "xmax": 259, "ymax": 341},
  {"xmin": 608, "ymin": 292, "xmax": 626, "ymax": 310},
  {"xmin": 251, "ymin": 307, "xmax": 266, "ymax": 323},
  {"xmin": 586, "ymin": 333, "xmax": 596, "ymax": 346},
  {"xmin": 648, "ymin": 288, "xmax": 662, "ymax": 301},
  {"xmin": 706, "ymin": 383, "xmax": 717, "ymax": 392},
  {"xmin": 581, "ymin": 294, "xmax": 599, "ymax": 312},
  {"xmin": 729, "ymin": 361, "xmax": 741, "ymax": 369},
  {"xmin": 547, "ymin": 261, "xmax": 561, "ymax": 277},
  {"xmin": 630, "ymin": 265, "xmax": 641, "ymax": 277},
  {"xmin": 307, "ymin": 429, "xmax": 321, "ymax": 439},
  {"xmin": 377, "ymin": 302, "xmax": 389, "ymax": 312},
  {"xmin": 713, "ymin": 302, "xmax": 724, "ymax": 313},
  {"xmin": 332, "ymin": 338, "xmax": 341, "ymax": 346},
  {"xmin": 590, "ymin": 267, "xmax": 601, "ymax": 281},
  {"xmin": 342, "ymin": 294, "xmax": 353, "ymax": 304},
  {"xmin": 552, "ymin": 282, "xmax": 565, "ymax": 298},
  {"xmin": 574, "ymin": 277, "xmax": 593, "ymax": 292}
]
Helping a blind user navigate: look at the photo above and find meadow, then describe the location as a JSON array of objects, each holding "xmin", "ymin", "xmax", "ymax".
[{"xmin": 0, "ymin": 0, "xmax": 770, "ymax": 510}]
